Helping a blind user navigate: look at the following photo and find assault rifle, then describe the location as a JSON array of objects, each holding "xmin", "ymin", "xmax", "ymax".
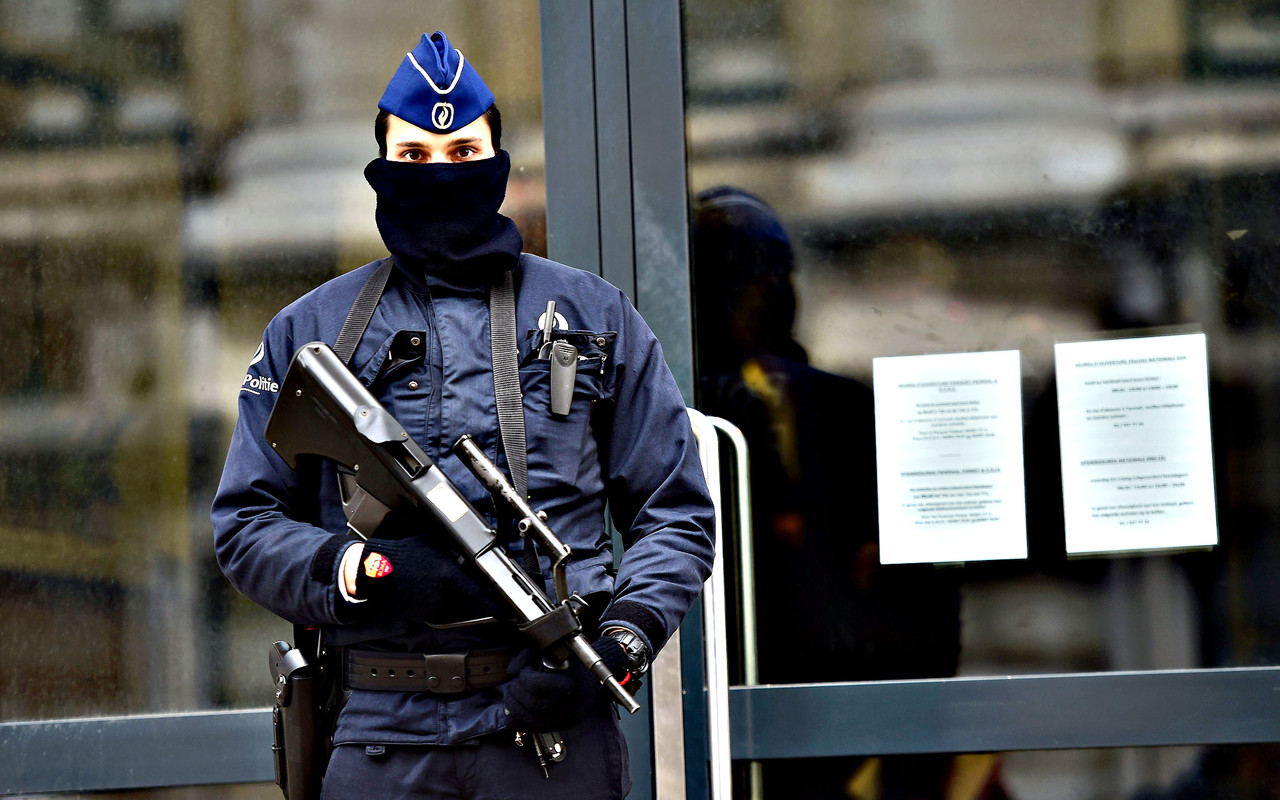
[{"xmin": 263, "ymin": 340, "xmax": 639, "ymax": 709}]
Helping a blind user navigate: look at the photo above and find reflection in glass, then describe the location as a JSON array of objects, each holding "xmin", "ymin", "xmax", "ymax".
[
  {"xmin": 686, "ymin": 0, "xmax": 1280, "ymax": 795},
  {"xmin": 753, "ymin": 744, "xmax": 1280, "ymax": 800},
  {"xmin": 693, "ymin": 187, "xmax": 962, "ymax": 687},
  {"xmin": 0, "ymin": 1, "xmax": 544, "ymax": 723}
]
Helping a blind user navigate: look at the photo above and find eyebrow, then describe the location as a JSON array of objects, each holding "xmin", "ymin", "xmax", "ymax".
[{"xmin": 393, "ymin": 136, "xmax": 484, "ymax": 149}]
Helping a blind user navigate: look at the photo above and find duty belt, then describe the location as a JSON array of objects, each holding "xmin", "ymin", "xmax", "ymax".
[{"xmin": 344, "ymin": 648, "xmax": 515, "ymax": 694}]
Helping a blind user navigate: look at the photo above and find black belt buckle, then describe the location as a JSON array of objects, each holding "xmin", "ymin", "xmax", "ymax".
[{"xmin": 421, "ymin": 653, "xmax": 469, "ymax": 693}]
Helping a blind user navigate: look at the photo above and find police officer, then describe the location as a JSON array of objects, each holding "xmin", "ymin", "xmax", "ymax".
[{"xmin": 213, "ymin": 30, "xmax": 715, "ymax": 799}]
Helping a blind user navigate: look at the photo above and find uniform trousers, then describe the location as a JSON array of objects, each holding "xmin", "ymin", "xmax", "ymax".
[{"xmin": 319, "ymin": 709, "xmax": 631, "ymax": 800}]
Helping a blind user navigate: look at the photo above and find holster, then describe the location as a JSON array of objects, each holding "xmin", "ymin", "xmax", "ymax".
[{"xmin": 270, "ymin": 627, "xmax": 340, "ymax": 800}]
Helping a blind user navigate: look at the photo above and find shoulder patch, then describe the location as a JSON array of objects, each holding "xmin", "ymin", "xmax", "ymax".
[{"xmin": 241, "ymin": 342, "xmax": 280, "ymax": 396}]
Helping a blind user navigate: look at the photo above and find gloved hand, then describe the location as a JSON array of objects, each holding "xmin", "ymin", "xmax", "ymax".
[
  {"xmin": 352, "ymin": 535, "xmax": 508, "ymax": 622},
  {"xmin": 501, "ymin": 637, "xmax": 631, "ymax": 732}
]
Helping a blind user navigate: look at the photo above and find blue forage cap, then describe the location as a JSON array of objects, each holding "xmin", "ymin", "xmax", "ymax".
[{"xmin": 378, "ymin": 31, "xmax": 494, "ymax": 133}]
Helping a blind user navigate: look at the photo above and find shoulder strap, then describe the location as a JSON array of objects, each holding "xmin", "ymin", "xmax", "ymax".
[
  {"xmin": 489, "ymin": 265, "xmax": 544, "ymax": 583},
  {"xmin": 489, "ymin": 266, "xmax": 528, "ymax": 498},
  {"xmin": 333, "ymin": 257, "xmax": 394, "ymax": 365}
]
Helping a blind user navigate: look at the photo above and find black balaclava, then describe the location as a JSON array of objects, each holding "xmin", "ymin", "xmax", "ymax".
[{"xmin": 364, "ymin": 150, "xmax": 523, "ymax": 288}]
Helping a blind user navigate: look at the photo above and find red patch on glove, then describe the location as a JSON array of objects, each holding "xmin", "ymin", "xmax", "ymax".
[{"xmin": 363, "ymin": 552, "xmax": 393, "ymax": 578}]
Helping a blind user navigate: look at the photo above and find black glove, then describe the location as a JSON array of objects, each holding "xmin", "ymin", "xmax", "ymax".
[
  {"xmin": 501, "ymin": 637, "xmax": 631, "ymax": 732},
  {"xmin": 352, "ymin": 535, "xmax": 508, "ymax": 622}
]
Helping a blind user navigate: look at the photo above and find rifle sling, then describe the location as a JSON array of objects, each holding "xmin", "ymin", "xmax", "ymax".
[{"xmin": 333, "ymin": 257, "xmax": 393, "ymax": 366}]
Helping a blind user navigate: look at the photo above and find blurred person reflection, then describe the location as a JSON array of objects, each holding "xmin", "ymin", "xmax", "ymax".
[{"xmin": 692, "ymin": 187, "xmax": 1003, "ymax": 799}]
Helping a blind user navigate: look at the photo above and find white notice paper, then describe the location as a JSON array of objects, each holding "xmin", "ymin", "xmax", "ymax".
[
  {"xmin": 873, "ymin": 350, "xmax": 1027, "ymax": 565},
  {"xmin": 1055, "ymin": 333, "xmax": 1217, "ymax": 555}
]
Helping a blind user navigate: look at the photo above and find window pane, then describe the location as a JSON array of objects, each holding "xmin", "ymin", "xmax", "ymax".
[
  {"xmin": 685, "ymin": 0, "xmax": 1280, "ymax": 685},
  {"xmin": 0, "ymin": 0, "xmax": 544, "ymax": 722}
]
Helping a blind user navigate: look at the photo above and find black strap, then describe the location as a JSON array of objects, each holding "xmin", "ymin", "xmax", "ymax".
[
  {"xmin": 488, "ymin": 264, "xmax": 545, "ymax": 585},
  {"xmin": 333, "ymin": 257, "xmax": 394, "ymax": 365},
  {"xmin": 488, "ymin": 265, "xmax": 544, "ymax": 584},
  {"xmin": 489, "ymin": 266, "xmax": 528, "ymax": 498}
]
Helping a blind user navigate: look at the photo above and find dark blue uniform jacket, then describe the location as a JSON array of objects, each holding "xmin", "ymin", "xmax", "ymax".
[{"xmin": 212, "ymin": 254, "xmax": 715, "ymax": 745}]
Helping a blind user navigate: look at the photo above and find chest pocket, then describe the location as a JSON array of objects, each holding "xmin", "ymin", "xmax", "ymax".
[
  {"xmin": 518, "ymin": 330, "xmax": 616, "ymax": 493},
  {"xmin": 354, "ymin": 330, "xmax": 429, "ymax": 394},
  {"xmin": 518, "ymin": 330, "xmax": 615, "ymax": 413}
]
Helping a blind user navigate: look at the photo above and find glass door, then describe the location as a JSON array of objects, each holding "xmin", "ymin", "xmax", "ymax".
[{"xmin": 681, "ymin": 0, "xmax": 1280, "ymax": 797}]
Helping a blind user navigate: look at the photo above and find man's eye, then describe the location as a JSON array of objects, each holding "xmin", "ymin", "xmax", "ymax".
[
  {"xmin": 402, "ymin": 150, "xmax": 423, "ymax": 161},
  {"xmin": 456, "ymin": 147, "xmax": 475, "ymax": 159}
]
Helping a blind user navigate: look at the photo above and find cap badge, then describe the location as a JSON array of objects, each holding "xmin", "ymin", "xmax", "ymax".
[{"xmin": 432, "ymin": 102, "xmax": 455, "ymax": 130}]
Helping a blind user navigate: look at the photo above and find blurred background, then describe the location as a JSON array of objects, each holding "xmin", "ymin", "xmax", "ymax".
[
  {"xmin": 4, "ymin": 0, "xmax": 1280, "ymax": 797},
  {"xmin": 0, "ymin": 0, "xmax": 545, "ymax": 723}
]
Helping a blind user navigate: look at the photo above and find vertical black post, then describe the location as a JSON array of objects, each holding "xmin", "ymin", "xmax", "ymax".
[
  {"xmin": 592, "ymin": 0, "xmax": 637, "ymax": 299},
  {"xmin": 541, "ymin": 1, "xmax": 704, "ymax": 798},
  {"xmin": 540, "ymin": 0, "xmax": 602, "ymax": 276},
  {"xmin": 623, "ymin": 0, "xmax": 696, "ymax": 405}
]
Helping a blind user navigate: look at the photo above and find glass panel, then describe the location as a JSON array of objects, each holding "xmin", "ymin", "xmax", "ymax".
[
  {"xmin": 0, "ymin": 0, "xmax": 544, "ymax": 722},
  {"xmin": 748, "ymin": 743, "xmax": 1280, "ymax": 800},
  {"xmin": 13, "ymin": 785, "xmax": 277, "ymax": 800},
  {"xmin": 685, "ymin": 0, "xmax": 1280, "ymax": 685}
]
